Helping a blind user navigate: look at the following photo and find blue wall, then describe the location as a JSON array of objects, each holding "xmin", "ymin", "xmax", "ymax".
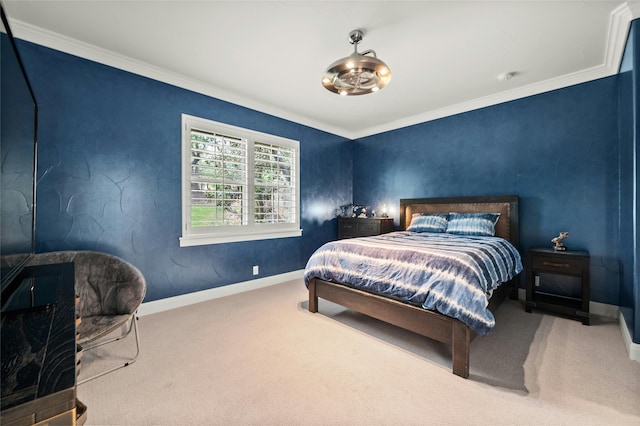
[
  {"xmin": 14, "ymin": 30, "xmax": 639, "ymax": 344},
  {"xmin": 353, "ymin": 77, "xmax": 621, "ymax": 306},
  {"xmin": 618, "ymin": 19, "xmax": 639, "ymax": 344},
  {"xmin": 1, "ymin": 33, "xmax": 36, "ymax": 257},
  {"xmin": 19, "ymin": 41, "xmax": 351, "ymax": 302}
]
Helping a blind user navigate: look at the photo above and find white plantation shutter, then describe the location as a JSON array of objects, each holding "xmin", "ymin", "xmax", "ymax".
[
  {"xmin": 254, "ymin": 141, "xmax": 297, "ymax": 225},
  {"xmin": 190, "ymin": 130, "xmax": 248, "ymax": 227},
  {"xmin": 180, "ymin": 114, "xmax": 301, "ymax": 246}
]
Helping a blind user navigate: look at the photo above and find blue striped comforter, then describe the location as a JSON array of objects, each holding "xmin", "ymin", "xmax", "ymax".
[{"xmin": 304, "ymin": 231, "xmax": 523, "ymax": 335}]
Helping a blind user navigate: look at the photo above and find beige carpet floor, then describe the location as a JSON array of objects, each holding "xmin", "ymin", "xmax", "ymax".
[{"xmin": 77, "ymin": 279, "xmax": 640, "ymax": 425}]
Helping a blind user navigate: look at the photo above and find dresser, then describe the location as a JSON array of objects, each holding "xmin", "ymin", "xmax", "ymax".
[{"xmin": 338, "ymin": 217, "xmax": 394, "ymax": 239}]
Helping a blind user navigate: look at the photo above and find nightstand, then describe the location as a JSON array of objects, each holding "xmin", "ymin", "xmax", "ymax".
[
  {"xmin": 525, "ymin": 248, "xmax": 590, "ymax": 325},
  {"xmin": 338, "ymin": 217, "xmax": 394, "ymax": 239}
]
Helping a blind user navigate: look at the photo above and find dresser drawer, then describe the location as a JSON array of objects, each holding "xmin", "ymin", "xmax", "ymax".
[
  {"xmin": 338, "ymin": 221, "xmax": 357, "ymax": 238},
  {"xmin": 338, "ymin": 217, "xmax": 394, "ymax": 239},
  {"xmin": 356, "ymin": 221, "xmax": 381, "ymax": 235}
]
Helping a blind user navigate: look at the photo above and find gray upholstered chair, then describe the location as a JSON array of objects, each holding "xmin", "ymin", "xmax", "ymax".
[{"xmin": 20, "ymin": 251, "xmax": 146, "ymax": 384}]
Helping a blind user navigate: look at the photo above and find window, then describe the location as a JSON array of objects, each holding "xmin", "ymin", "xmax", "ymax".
[{"xmin": 180, "ymin": 114, "xmax": 301, "ymax": 246}]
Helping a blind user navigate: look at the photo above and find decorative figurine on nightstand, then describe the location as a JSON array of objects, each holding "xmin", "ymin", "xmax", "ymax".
[
  {"xmin": 358, "ymin": 207, "xmax": 367, "ymax": 218},
  {"xmin": 551, "ymin": 232, "xmax": 570, "ymax": 251}
]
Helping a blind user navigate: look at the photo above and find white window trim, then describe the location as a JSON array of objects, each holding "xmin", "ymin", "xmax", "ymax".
[{"xmin": 179, "ymin": 114, "xmax": 302, "ymax": 247}]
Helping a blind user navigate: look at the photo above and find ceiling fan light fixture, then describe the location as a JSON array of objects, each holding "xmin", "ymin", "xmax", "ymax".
[{"xmin": 322, "ymin": 29, "xmax": 391, "ymax": 96}]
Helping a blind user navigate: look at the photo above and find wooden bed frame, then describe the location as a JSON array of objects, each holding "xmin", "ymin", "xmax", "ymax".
[{"xmin": 307, "ymin": 195, "xmax": 520, "ymax": 378}]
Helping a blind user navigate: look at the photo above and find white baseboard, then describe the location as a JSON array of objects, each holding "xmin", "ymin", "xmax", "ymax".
[
  {"xmin": 619, "ymin": 311, "xmax": 640, "ymax": 362},
  {"xmin": 138, "ymin": 269, "xmax": 305, "ymax": 317},
  {"xmin": 141, "ymin": 276, "xmax": 639, "ymax": 362},
  {"xmin": 589, "ymin": 300, "xmax": 620, "ymax": 319},
  {"xmin": 517, "ymin": 288, "xmax": 638, "ymax": 362}
]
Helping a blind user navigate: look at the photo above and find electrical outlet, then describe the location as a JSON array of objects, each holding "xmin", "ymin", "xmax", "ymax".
[
  {"xmin": 253, "ymin": 265, "xmax": 259, "ymax": 276},
  {"xmin": 534, "ymin": 275, "xmax": 540, "ymax": 287}
]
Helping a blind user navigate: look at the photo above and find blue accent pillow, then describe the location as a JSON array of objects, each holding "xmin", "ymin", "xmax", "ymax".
[
  {"xmin": 407, "ymin": 213, "xmax": 449, "ymax": 233},
  {"xmin": 446, "ymin": 212, "xmax": 500, "ymax": 237}
]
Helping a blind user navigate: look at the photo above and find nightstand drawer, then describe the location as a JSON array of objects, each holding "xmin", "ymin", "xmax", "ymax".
[{"xmin": 531, "ymin": 256, "xmax": 585, "ymax": 274}]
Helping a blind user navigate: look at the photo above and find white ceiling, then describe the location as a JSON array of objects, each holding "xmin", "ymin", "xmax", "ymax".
[{"xmin": 3, "ymin": 1, "xmax": 640, "ymax": 139}]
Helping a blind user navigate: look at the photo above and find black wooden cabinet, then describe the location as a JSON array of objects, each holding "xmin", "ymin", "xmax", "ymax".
[
  {"xmin": 338, "ymin": 217, "xmax": 394, "ymax": 239},
  {"xmin": 525, "ymin": 248, "xmax": 590, "ymax": 325}
]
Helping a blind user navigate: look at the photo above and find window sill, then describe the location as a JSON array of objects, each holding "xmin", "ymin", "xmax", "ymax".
[{"xmin": 179, "ymin": 229, "xmax": 303, "ymax": 247}]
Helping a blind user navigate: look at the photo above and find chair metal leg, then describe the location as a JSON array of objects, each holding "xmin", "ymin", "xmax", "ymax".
[{"xmin": 77, "ymin": 314, "xmax": 141, "ymax": 385}]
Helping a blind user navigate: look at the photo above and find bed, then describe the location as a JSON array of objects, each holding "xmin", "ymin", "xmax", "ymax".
[{"xmin": 304, "ymin": 195, "xmax": 522, "ymax": 378}]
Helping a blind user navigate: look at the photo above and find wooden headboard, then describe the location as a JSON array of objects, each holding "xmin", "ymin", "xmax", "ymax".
[{"xmin": 399, "ymin": 195, "xmax": 519, "ymax": 247}]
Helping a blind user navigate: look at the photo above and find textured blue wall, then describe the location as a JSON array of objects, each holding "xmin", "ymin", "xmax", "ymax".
[
  {"xmin": 618, "ymin": 19, "xmax": 640, "ymax": 343},
  {"xmin": 13, "ymin": 36, "xmax": 631, "ymax": 315},
  {"xmin": 1, "ymin": 33, "xmax": 36, "ymax": 258},
  {"xmin": 353, "ymin": 77, "xmax": 621, "ymax": 305},
  {"xmin": 619, "ymin": 69, "xmax": 634, "ymax": 338},
  {"xmin": 19, "ymin": 41, "xmax": 352, "ymax": 302}
]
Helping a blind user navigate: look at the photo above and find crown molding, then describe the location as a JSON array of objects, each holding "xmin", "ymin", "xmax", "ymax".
[
  {"xmin": 353, "ymin": 64, "xmax": 616, "ymax": 140},
  {"xmin": 353, "ymin": 2, "xmax": 639, "ymax": 140},
  {"xmin": 8, "ymin": 18, "xmax": 347, "ymax": 138},
  {"xmin": 7, "ymin": 2, "xmax": 639, "ymax": 141},
  {"xmin": 604, "ymin": 2, "xmax": 636, "ymax": 70}
]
